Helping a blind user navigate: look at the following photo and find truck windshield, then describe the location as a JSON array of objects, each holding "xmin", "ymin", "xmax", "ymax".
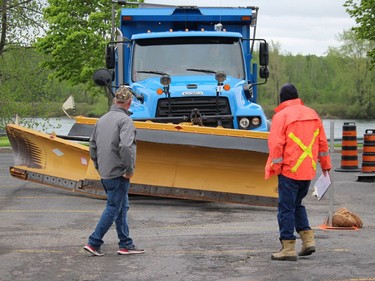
[{"xmin": 132, "ymin": 36, "xmax": 245, "ymax": 81}]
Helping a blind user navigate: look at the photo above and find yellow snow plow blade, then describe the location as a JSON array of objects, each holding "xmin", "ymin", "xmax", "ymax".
[{"xmin": 6, "ymin": 120, "xmax": 278, "ymax": 206}]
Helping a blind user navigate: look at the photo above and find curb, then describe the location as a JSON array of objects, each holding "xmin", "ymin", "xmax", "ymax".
[{"xmin": 0, "ymin": 147, "xmax": 12, "ymax": 153}]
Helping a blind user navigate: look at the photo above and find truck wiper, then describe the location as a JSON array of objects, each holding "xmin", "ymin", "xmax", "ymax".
[
  {"xmin": 137, "ymin": 70, "xmax": 169, "ymax": 76},
  {"xmin": 186, "ymin": 68, "xmax": 216, "ymax": 74}
]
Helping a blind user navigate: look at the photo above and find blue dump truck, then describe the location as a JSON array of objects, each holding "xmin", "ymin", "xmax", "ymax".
[
  {"xmin": 7, "ymin": 4, "xmax": 279, "ymax": 206},
  {"xmin": 97, "ymin": 4, "xmax": 270, "ymax": 131}
]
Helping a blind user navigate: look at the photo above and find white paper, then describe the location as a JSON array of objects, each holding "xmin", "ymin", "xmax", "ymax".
[{"xmin": 312, "ymin": 173, "xmax": 331, "ymax": 201}]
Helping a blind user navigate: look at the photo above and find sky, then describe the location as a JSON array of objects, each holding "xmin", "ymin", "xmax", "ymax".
[{"xmin": 144, "ymin": 0, "xmax": 357, "ymax": 56}]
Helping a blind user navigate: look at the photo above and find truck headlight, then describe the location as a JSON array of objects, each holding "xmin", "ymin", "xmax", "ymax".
[
  {"xmin": 251, "ymin": 117, "xmax": 260, "ymax": 126},
  {"xmin": 239, "ymin": 118, "xmax": 250, "ymax": 129},
  {"xmin": 237, "ymin": 116, "xmax": 262, "ymax": 130}
]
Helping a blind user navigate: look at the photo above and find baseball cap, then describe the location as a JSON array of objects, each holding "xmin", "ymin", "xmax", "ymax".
[{"xmin": 115, "ymin": 85, "xmax": 133, "ymax": 103}]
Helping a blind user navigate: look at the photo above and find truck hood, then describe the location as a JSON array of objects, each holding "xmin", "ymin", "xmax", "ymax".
[
  {"xmin": 132, "ymin": 75, "xmax": 245, "ymax": 98},
  {"xmin": 129, "ymin": 75, "xmax": 247, "ymax": 119}
]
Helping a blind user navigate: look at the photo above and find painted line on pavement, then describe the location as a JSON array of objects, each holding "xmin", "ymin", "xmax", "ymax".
[
  {"xmin": 333, "ymin": 278, "xmax": 375, "ymax": 281},
  {"xmin": 0, "ymin": 196, "xmax": 87, "ymax": 199},
  {"xmin": 9, "ymin": 247, "xmax": 356, "ymax": 256},
  {"xmin": 0, "ymin": 209, "xmax": 97, "ymax": 213},
  {"xmin": 14, "ymin": 249, "xmax": 64, "ymax": 254},
  {"xmin": 0, "ymin": 185, "xmax": 55, "ymax": 189}
]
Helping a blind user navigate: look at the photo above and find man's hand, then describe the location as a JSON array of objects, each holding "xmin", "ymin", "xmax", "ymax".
[
  {"xmin": 322, "ymin": 169, "xmax": 331, "ymax": 176},
  {"xmin": 271, "ymin": 162, "xmax": 282, "ymax": 175},
  {"xmin": 123, "ymin": 173, "xmax": 133, "ymax": 179}
]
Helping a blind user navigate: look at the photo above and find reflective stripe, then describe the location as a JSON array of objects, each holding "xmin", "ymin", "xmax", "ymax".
[
  {"xmin": 288, "ymin": 129, "xmax": 319, "ymax": 173},
  {"xmin": 319, "ymin": 151, "xmax": 329, "ymax": 157},
  {"xmin": 272, "ymin": 157, "xmax": 283, "ymax": 164}
]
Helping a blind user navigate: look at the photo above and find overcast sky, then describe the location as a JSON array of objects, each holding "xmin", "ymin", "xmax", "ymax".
[{"xmin": 145, "ymin": 0, "xmax": 356, "ymax": 56}]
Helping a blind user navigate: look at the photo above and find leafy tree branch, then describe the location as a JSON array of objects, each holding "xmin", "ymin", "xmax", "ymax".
[{"xmin": 344, "ymin": 0, "xmax": 375, "ymax": 67}]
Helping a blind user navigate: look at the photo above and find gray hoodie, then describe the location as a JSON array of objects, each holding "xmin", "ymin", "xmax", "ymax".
[{"xmin": 89, "ymin": 104, "xmax": 136, "ymax": 179}]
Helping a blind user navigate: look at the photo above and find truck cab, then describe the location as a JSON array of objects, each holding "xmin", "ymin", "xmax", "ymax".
[{"xmin": 103, "ymin": 6, "xmax": 270, "ymax": 131}]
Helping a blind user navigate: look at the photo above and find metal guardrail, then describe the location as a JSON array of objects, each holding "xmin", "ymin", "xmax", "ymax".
[{"xmin": 328, "ymin": 137, "xmax": 364, "ymax": 143}]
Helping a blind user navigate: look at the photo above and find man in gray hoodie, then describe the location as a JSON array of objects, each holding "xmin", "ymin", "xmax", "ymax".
[{"xmin": 83, "ymin": 85, "xmax": 145, "ymax": 256}]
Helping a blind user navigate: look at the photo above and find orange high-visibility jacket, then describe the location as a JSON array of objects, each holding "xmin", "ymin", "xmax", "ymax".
[{"xmin": 265, "ymin": 99, "xmax": 332, "ymax": 180}]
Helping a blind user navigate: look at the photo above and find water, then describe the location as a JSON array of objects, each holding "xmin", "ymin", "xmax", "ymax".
[
  {"xmin": 323, "ymin": 119, "xmax": 375, "ymax": 141},
  {"xmin": 18, "ymin": 117, "xmax": 375, "ymax": 141},
  {"xmin": 25, "ymin": 117, "xmax": 76, "ymax": 135}
]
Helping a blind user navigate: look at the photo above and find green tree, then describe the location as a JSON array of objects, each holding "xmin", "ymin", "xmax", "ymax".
[
  {"xmin": 327, "ymin": 30, "xmax": 375, "ymax": 118},
  {"xmin": 258, "ymin": 33, "xmax": 374, "ymax": 119},
  {"xmin": 267, "ymin": 41, "xmax": 287, "ymax": 105},
  {"xmin": 257, "ymin": 41, "xmax": 288, "ymax": 112},
  {"xmin": 35, "ymin": 0, "xmax": 113, "ymax": 85},
  {"xmin": 0, "ymin": 47, "xmax": 58, "ymax": 130},
  {"xmin": 0, "ymin": 0, "xmax": 45, "ymax": 55},
  {"xmin": 344, "ymin": 0, "xmax": 375, "ymax": 67},
  {"xmin": 0, "ymin": 0, "xmax": 49, "ymax": 127}
]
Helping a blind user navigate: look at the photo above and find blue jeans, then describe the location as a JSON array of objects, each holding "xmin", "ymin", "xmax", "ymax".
[
  {"xmin": 88, "ymin": 177, "xmax": 134, "ymax": 249},
  {"xmin": 277, "ymin": 175, "xmax": 311, "ymax": 240}
]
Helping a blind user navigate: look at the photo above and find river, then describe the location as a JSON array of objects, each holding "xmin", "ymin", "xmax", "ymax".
[
  {"xmin": 322, "ymin": 119, "xmax": 374, "ymax": 141},
  {"xmin": 23, "ymin": 117, "xmax": 374, "ymax": 141}
]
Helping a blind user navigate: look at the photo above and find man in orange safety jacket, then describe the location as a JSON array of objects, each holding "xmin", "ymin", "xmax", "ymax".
[{"xmin": 265, "ymin": 83, "xmax": 332, "ymax": 261}]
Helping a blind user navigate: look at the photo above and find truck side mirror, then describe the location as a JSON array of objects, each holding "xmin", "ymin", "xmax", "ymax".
[
  {"xmin": 259, "ymin": 66, "xmax": 269, "ymax": 79},
  {"xmin": 259, "ymin": 42, "xmax": 269, "ymax": 66},
  {"xmin": 93, "ymin": 68, "xmax": 113, "ymax": 86},
  {"xmin": 106, "ymin": 45, "xmax": 115, "ymax": 69}
]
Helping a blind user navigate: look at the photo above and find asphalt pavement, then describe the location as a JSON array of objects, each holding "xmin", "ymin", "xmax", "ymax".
[{"xmin": 0, "ymin": 149, "xmax": 375, "ymax": 281}]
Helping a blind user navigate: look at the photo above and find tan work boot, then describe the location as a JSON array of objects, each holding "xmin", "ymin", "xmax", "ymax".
[
  {"xmin": 298, "ymin": 229, "xmax": 316, "ymax": 256},
  {"xmin": 271, "ymin": 240, "xmax": 297, "ymax": 261}
]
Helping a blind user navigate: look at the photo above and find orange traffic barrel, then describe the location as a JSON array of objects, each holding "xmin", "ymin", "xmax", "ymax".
[
  {"xmin": 361, "ymin": 129, "xmax": 375, "ymax": 173},
  {"xmin": 335, "ymin": 122, "xmax": 361, "ymax": 172},
  {"xmin": 358, "ymin": 129, "xmax": 375, "ymax": 182}
]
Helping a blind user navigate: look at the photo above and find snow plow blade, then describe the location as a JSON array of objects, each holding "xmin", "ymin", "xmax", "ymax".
[{"xmin": 6, "ymin": 121, "xmax": 278, "ymax": 206}]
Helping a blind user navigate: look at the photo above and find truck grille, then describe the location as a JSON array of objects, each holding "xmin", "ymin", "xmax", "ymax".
[{"xmin": 156, "ymin": 96, "xmax": 233, "ymax": 128}]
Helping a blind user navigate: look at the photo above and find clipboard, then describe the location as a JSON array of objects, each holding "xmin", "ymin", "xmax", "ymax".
[{"xmin": 312, "ymin": 173, "xmax": 331, "ymax": 200}]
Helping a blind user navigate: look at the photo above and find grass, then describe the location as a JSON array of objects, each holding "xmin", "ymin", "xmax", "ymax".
[{"xmin": 0, "ymin": 136, "xmax": 10, "ymax": 148}]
